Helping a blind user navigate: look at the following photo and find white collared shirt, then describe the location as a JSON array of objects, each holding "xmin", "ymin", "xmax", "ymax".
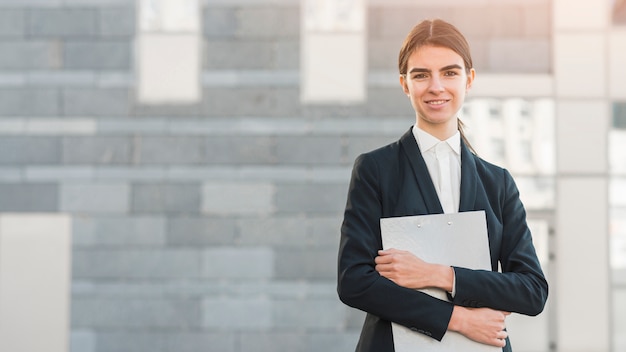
[
  {"xmin": 412, "ymin": 125, "xmax": 461, "ymax": 214},
  {"xmin": 412, "ymin": 125, "xmax": 462, "ymax": 297}
]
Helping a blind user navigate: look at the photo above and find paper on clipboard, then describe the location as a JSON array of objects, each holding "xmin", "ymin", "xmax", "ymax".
[{"xmin": 380, "ymin": 210, "xmax": 499, "ymax": 352}]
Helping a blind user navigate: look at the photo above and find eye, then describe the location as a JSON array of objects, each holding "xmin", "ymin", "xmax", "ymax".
[
  {"xmin": 412, "ymin": 73, "xmax": 428, "ymax": 80},
  {"xmin": 444, "ymin": 71, "xmax": 458, "ymax": 77}
]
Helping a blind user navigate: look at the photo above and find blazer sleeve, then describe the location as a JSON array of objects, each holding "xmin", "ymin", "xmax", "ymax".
[
  {"xmin": 337, "ymin": 153, "xmax": 454, "ymax": 341},
  {"xmin": 451, "ymin": 169, "xmax": 549, "ymax": 316}
]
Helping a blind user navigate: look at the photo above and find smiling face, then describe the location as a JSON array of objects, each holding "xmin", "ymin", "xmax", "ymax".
[{"xmin": 400, "ymin": 45, "xmax": 475, "ymax": 140}]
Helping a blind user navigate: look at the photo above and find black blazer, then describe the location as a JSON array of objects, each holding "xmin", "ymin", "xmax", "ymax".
[{"xmin": 337, "ymin": 127, "xmax": 548, "ymax": 352}]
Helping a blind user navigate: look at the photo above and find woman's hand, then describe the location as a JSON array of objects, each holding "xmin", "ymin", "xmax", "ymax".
[
  {"xmin": 448, "ymin": 306, "xmax": 510, "ymax": 347},
  {"xmin": 375, "ymin": 248, "xmax": 453, "ymax": 291}
]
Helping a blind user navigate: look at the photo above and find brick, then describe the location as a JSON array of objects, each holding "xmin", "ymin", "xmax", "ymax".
[
  {"xmin": 71, "ymin": 280, "xmax": 215, "ymax": 298},
  {"xmin": 237, "ymin": 217, "xmax": 306, "ymax": 246},
  {"xmin": 490, "ymin": 6, "xmax": 524, "ymax": 37},
  {"xmin": 72, "ymin": 216, "xmax": 166, "ymax": 247},
  {"xmin": 273, "ymin": 298, "xmax": 345, "ymax": 329},
  {"xmin": 275, "ymin": 136, "xmax": 343, "ymax": 165},
  {"xmin": 206, "ymin": 136, "xmax": 275, "ymax": 164},
  {"xmin": 202, "ymin": 182, "xmax": 274, "ymax": 215},
  {"xmin": 0, "ymin": 88, "xmax": 59, "ymax": 116},
  {"xmin": 365, "ymin": 87, "xmax": 414, "ymax": 116},
  {"xmin": 0, "ymin": 167, "xmax": 20, "ymax": 182},
  {"xmin": 368, "ymin": 39, "xmax": 399, "ymax": 70},
  {"xmin": 27, "ymin": 8, "xmax": 97, "ymax": 38},
  {"xmin": 63, "ymin": 88, "xmax": 130, "ymax": 116},
  {"xmin": 345, "ymin": 308, "xmax": 367, "ymax": 329},
  {"xmin": 202, "ymin": 246, "xmax": 273, "ymax": 279},
  {"xmin": 202, "ymin": 297, "xmax": 271, "ymax": 329},
  {"xmin": 70, "ymin": 330, "xmax": 95, "ymax": 352},
  {"xmin": 96, "ymin": 117, "xmax": 168, "ymax": 134},
  {"xmin": 60, "ymin": 183, "xmax": 129, "ymax": 213},
  {"xmin": 99, "ymin": 7, "xmax": 135, "ymax": 37},
  {"xmin": 269, "ymin": 88, "xmax": 301, "ymax": 116},
  {"xmin": 301, "ymin": 103, "xmax": 366, "ymax": 119},
  {"xmin": 64, "ymin": 41, "xmax": 131, "ymax": 69},
  {"xmin": 136, "ymin": 137, "xmax": 205, "ymax": 164},
  {"xmin": 465, "ymin": 37, "xmax": 489, "ymax": 72},
  {"xmin": 307, "ymin": 216, "xmax": 343, "ymax": 247},
  {"xmin": 203, "ymin": 7, "xmax": 237, "ymax": 38},
  {"xmin": 488, "ymin": 39, "xmax": 551, "ymax": 73},
  {"xmin": 62, "ymin": 136, "xmax": 132, "ymax": 164},
  {"xmin": 0, "ymin": 136, "xmax": 60, "ymax": 164},
  {"xmin": 237, "ymin": 7, "xmax": 299, "ymax": 39},
  {"xmin": 307, "ymin": 332, "xmax": 362, "ymax": 352},
  {"xmin": 96, "ymin": 332, "xmax": 235, "ymax": 352},
  {"xmin": 0, "ymin": 9, "xmax": 25, "ymax": 37},
  {"xmin": 274, "ymin": 248, "xmax": 336, "ymax": 280},
  {"xmin": 167, "ymin": 217, "xmax": 236, "ymax": 246},
  {"xmin": 132, "ymin": 183, "xmax": 201, "ymax": 214},
  {"xmin": 0, "ymin": 41, "xmax": 61, "ymax": 70},
  {"xmin": 205, "ymin": 40, "xmax": 273, "ymax": 69},
  {"xmin": 0, "ymin": 0, "xmax": 61, "ymax": 4},
  {"xmin": 95, "ymin": 167, "xmax": 166, "ymax": 181},
  {"xmin": 523, "ymin": 3, "xmax": 551, "ymax": 38},
  {"xmin": 274, "ymin": 183, "xmax": 347, "ymax": 213},
  {"xmin": 0, "ymin": 183, "xmax": 57, "ymax": 211},
  {"xmin": 369, "ymin": 7, "xmax": 447, "ymax": 39},
  {"xmin": 202, "ymin": 87, "xmax": 300, "ymax": 117},
  {"xmin": 24, "ymin": 166, "xmax": 94, "ymax": 181},
  {"xmin": 274, "ymin": 40, "xmax": 299, "ymax": 69},
  {"xmin": 72, "ymin": 249, "xmax": 201, "ymax": 279},
  {"xmin": 71, "ymin": 297, "xmax": 202, "ymax": 328},
  {"xmin": 240, "ymin": 332, "xmax": 305, "ymax": 352},
  {"xmin": 346, "ymin": 135, "xmax": 399, "ymax": 163},
  {"xmin": 21, "ymin": 117, "xmax": 97, "ymax": 134},
  {"xmin": 450, "ymin": 6, "xmax": 495, "ymax": 38}
]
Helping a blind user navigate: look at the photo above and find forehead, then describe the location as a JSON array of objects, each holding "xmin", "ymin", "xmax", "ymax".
[{"xmin": 407, "ymin": 45, "xmax": 465, "ymax": 70}]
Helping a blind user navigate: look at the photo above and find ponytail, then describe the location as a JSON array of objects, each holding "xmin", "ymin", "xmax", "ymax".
[{"xmin": 458, "ymin": 118, "xmax": 476, "ymax": 155}]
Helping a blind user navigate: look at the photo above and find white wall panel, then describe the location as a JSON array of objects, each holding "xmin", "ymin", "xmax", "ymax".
[
  {"xmin": 556, "ymin": 100, "xmax": 609, "ymax": 174},
  {"xmin": 555, "ymin": 178, "xmax": 609, "ymax": 352},
  {"xmin": 0, "ymin": 214, "xmax": 72, "ymax": 352},
  {"xmin": 554, "ymin": 34, "xmax": 606, "ymax": 98}
]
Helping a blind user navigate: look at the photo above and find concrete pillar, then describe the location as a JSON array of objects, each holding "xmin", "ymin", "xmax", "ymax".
[
  {"xmin": 0, "ymin": 214, "xmax": 72, "ymax": 352},
  {"xmin": 553, "ymin": 1, "xmax": 611, "ymax": 351}
]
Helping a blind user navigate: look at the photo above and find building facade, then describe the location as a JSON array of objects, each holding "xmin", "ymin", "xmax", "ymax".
[{"xmin": 0, "ymin": 0, "xmax": 624, "ymax": 351}]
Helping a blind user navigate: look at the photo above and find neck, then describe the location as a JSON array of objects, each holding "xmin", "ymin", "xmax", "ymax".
[{"xmin": 416, "ymin": 119, "xmax": 458, "ymax": 141}]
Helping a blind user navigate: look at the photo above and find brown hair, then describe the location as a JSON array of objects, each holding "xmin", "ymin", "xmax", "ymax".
[{"xmin": 399, "ymin": 19, "xmax": 476, "ymax": 154}]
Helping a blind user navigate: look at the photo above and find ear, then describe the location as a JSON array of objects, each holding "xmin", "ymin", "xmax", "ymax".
[
  {"xmin": 466, "ymin": 68, "xmax": 476, "ymax": 91},
  {"xmin": 399, "ymin": 74, "xmax": 410, "ymax": 95}
]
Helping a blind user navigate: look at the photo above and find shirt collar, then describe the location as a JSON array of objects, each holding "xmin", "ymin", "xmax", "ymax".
[{"xmin": 412, "ymin": 125, "xmax": 461, "ymax": 155}]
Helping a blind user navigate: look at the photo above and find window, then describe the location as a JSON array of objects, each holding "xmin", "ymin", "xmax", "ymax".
[{"xmin": 136, "ymin": 0, "xmax": 201, "ymax": 104}]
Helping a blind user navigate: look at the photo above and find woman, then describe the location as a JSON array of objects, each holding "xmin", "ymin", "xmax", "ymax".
[{"xmin": 337, "ymin": 19, "xmax": 548, "ymax": 352}]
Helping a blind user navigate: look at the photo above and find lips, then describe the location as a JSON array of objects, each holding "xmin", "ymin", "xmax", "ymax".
[{"xmin": 425, "ymin": 99, "xmax": 450, "ymax": 105}]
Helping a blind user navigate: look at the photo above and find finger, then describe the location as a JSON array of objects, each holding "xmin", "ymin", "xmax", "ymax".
[
  {"xmin": 375, "ymin": 263, "xmax": 396, "ymax": 273},
  {"xmin": 493, "ymin": 334, "xmax": 507, "ymax": 347},
  {"xmin": 497, "ymin": 330, "xmax": 508, "ymax": 340},
  {"xmin": 374, "ymin": 255, "xmax": 392, "ymax": 264}
]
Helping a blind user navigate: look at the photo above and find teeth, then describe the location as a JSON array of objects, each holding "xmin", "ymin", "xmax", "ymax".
[{"xmin": 428, "ymin": 100, "xmax": 446, "ymax": 105}]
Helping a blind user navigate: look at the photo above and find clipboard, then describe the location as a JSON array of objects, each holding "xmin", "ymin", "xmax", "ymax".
[{"xmin": 380, "ymin": 210, "xmax": 499, "ymax": 352}]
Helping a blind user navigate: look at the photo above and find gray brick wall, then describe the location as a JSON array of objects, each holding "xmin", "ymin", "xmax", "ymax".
[{"xmin": 0, "ymin": 1, "xmax": 551, "ymax": 352}]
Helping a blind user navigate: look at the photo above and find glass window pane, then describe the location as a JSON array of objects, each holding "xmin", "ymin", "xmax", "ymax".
[{"xmin": 462, "ymin": 98, "xmax": 556, "ymax": 175}]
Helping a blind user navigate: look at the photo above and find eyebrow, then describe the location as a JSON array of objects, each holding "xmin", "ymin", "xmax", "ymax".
[{"xmin": 408, "ymin": 64, "xmax": 463, "ymax": 74}]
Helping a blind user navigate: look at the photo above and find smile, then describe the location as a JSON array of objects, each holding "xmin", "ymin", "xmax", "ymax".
[{"xmin": 426, "ymin": 100, "xmax": 449, "ymax": 105}]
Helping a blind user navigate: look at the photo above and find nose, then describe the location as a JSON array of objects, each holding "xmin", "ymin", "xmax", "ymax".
[{"xmin": 429, "ymin": 76, "xmax": 445, "ymax": 93}]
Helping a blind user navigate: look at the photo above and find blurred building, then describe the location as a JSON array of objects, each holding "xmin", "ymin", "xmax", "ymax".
[{"xmin": 0, "ymin": 0, "xmax": 624, "ymax": 352}]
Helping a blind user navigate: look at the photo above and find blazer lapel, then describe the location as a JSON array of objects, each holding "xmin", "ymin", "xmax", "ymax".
[
  {"xmin": 459, "ymin": 140, "xmax": 478, "ymax": 212},
  {"xmin": 399, "ymin": 127, "xmax": 444, "ymax": 214}
]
